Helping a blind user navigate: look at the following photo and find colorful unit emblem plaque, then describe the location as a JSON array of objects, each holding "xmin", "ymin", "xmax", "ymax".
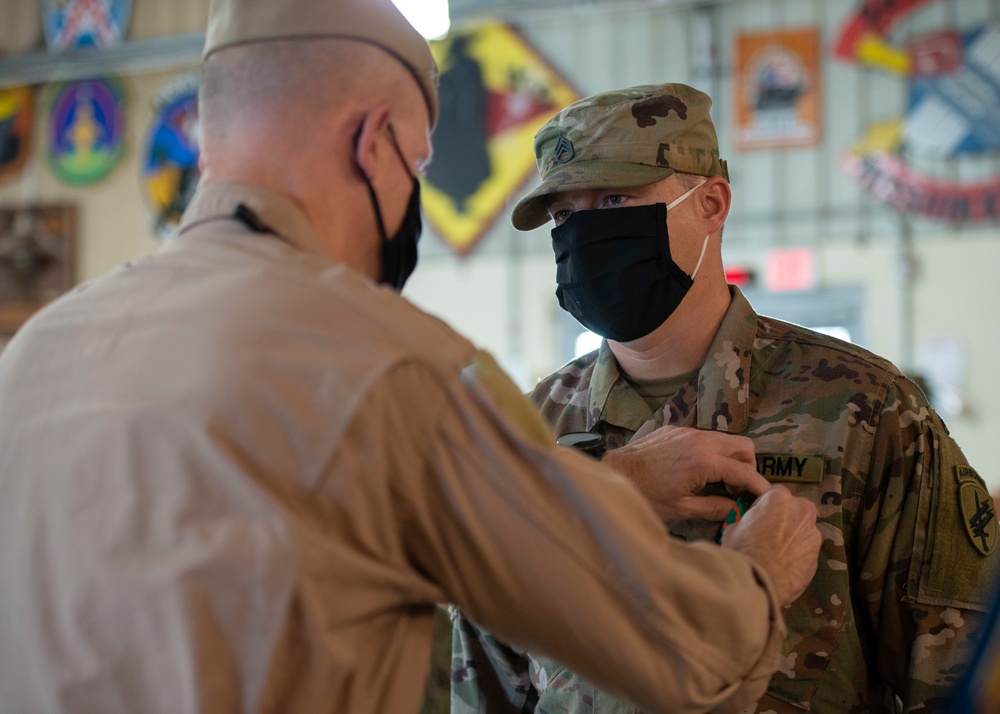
[
  {"xmin": 41, "ymin": 0, "xmax": 132, "ymax": 51},
  {"xmin": 47, "ymin": 79, "xmax": 125, "ymax": 185},
  {"xmin": 0, "ymin": 87, "xmax": 34, "ymax": 184},
  {"xmin": 141, "ymin": 74, "xmax": 201, "ymax": 237}
]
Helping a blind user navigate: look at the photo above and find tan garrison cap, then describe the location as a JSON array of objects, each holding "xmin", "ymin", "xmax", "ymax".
[
  {"xmin": 511, "ymin": 83, "xmax": 729, "ymax": 231},
  {"xmin": 204, "ymin": 0, "xmax": 439, "ymax": 125}
]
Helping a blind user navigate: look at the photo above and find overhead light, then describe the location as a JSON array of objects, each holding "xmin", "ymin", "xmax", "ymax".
[{"xmin": 392, "ymin": 0, "xmax": 451, "ymax": 40}]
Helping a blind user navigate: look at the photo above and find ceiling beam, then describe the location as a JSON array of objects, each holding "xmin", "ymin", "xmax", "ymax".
[{"xmin": 0, "ymin": 33, "xmax": 204, "ymax": 89}]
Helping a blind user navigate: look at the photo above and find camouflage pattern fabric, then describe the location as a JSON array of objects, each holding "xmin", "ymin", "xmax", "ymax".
[
  {"xmin": 948, "ymin": 588, "xmax": 1000, "ymax": 712},
  {"xmin": 420, "ymin": 608, "xmax": 454, "ymax": 714},
  {"xmin": 452, "ymin": 286, "xmax": 998, "ymax": 714}
]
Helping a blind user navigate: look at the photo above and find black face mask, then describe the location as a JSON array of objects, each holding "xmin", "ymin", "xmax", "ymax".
[
  {"xmin": 552, "ymin": 197, "xmax": 707, "ymax": 343},
  {"xmin": 357, "ymin": 123, "xmax": 422, "ymax": 291}
]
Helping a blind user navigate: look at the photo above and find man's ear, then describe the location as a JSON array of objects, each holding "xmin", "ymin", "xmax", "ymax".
[
  {"xmin": 700, "ymin": 176, "xmax": 732, "ymax": 233},
  {"xmin": 353, "ymin": 103, "xmax": 392, "ymax": 180}
]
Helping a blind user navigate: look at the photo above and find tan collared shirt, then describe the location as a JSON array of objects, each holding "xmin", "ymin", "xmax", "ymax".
[{"xmin": 0, "ymin": 183, "xmax": 785, "ymax": 714}]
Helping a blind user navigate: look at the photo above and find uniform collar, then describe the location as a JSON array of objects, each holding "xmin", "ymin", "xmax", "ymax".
[
  {"xmin": 587, "ymin": 285, "xmax": 759, "ymax": 434},
  {"xmin": 588, "ymin": 340, "xmax": 652, "ymax": 432},
  {"xmin": 695, "ymin": 285, "xmax": 757, "ymax": 432},
  {"xmin": 178, "ymin": 182, "xmax": 331, "ymax": 259}
]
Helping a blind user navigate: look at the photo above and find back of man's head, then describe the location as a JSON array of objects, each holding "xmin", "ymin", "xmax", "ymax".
[
  {"xmin": 199, "ymin": 38, "xmax": 404, "ymax": 150},
  {"xmin": 201, "ymin": 0, "xmax": 438, "ymax": 124},
  {"xmin": 512, "ymin": 83, "xmax": 728, "ymax": 231}
]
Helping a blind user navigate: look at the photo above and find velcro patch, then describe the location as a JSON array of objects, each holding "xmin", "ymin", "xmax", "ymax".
[
  {"xmin": 463, "ymin": 350, "xmax": 555, "ymax": 451},
  {"xmin": 957, "ymin": 466, "xmax": 998, "ymax": 556},
  {"xmin": 755, "ymin": 453, "xmax": 824, "ymax": 483}
]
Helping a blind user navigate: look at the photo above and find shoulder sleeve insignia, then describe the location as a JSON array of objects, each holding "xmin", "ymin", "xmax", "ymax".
[
  {"xmin": 958, "ymin": 466, "xmax": 998, "ymax": 556},
  {"xmin": 461, "ymin": 350, "xmax": 555, "ymax": 451}
]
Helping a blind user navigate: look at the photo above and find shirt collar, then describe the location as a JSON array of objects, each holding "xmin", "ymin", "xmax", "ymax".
[
  {"xmin": 586, "ymin": 285, "xmax": 759, "ymax": 434},
  {"xmin": 588, "ymin": 339, "xmax": 653, "ymax": 432},
  {"xmin": 178, "ymin": 182, "xmax": 331, "ymax": 259},
  {"xmin": 695, "ymin": 285, "xmax": 757, "ymax": 432}
]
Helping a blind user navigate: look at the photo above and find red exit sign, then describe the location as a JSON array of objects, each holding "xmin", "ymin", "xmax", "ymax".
[{"xmin": 765, "ymin": 247, "xmax": 815, "ymax": 292}]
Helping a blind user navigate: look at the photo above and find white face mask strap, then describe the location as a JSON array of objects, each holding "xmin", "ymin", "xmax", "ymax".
[
  {"xmin": 664, "ymin": 178, "xmax": 710, "ymax": 280},
  {"xmin": 665, "ymin": 178, "xmax": 707, "ymax": 211},
  {"xmin": 691, "ymin": 233, "xmax": 710, "ymax": 280}
]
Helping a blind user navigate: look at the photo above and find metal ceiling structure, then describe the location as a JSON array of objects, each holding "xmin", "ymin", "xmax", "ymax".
[
  {"xmin": 0, "ymin": 0, "xmax": 734, "ymax": 89},
  {"xmin": 449, "ymin": 0, "xmax": 725, "ymax": 20},
  {"xmin": 0, "ymin": 32, "xmax": 204, "ymax": 90}
]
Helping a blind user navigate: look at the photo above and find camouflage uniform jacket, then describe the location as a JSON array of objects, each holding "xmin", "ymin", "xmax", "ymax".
[{"xmin": 452, "ymin": 287, "xmax": 998, "ymax": 714}]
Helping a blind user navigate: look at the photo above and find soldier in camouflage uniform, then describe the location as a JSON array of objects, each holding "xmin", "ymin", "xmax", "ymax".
[{"xmin": 450, "ymin": 84, "xmax": 999, "ymax": 713}]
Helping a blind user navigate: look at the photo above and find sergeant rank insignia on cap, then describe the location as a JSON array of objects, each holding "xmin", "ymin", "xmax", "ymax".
[
  {"xmin": 957, "ymin": 465, "xmax": 998, "ymax": 556},
  {"xmin": 552, "ymin": 134, "xmax": 574, "ymax": 164}
]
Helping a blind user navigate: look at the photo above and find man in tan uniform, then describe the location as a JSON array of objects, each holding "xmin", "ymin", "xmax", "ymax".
[
  {"xmin": 451, "ymin": 84, "xmax": 999, "ymax": 713},
  {"xmin": 0, "ymin": 4, "xmax": 822, "ymax": 714}
]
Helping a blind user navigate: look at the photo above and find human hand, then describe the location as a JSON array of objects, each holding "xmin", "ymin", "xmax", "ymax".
[
  {"xmin": 721, "ymin": 485, "xmax": 821, "ymax": 606},
  {"xmin": 600, "ymin": 425, "xmax": 771, "ymax": 521}
]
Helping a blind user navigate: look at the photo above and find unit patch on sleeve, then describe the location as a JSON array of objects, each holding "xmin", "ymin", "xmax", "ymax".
[
  {"xmin": 462, "ymin": 350, "xmax": 555, "ymax": 451},
  {"xmin": 957, "ymin": 465, "xmax": 998, "ymax": 556},
  {"xmin": 755, "ymin": 453, "xmax": 824, "ymax": 483}
]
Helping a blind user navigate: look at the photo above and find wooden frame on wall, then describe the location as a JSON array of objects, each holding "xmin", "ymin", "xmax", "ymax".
[{"xmin": 0, "ymin": 204, "xmax": 77, "ymax": 337}]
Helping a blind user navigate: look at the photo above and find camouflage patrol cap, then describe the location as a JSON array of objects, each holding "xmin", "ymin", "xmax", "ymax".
[
  {"xmin": 203, "ymin": 0, "xmax": 439, "ymax": 125},
  {"xmin": 511, "ymin": 83, "xmax": 729, "ymax": 231}
]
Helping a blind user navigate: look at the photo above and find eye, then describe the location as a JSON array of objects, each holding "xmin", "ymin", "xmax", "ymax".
[
  {"xmin": 550, "ymin": 208, "xmax": 572, "ymax": 224},
  {"xmin": 602, "ymin": 194, "xmax": 625, "ymax": 207}
]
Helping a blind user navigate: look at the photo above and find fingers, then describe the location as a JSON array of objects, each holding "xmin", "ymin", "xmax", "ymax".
[
  {"xmin": 707, "ymin": 457, "xmax": 771, "ymax": 497},
  {"xmin": 761, "ymin": 483, "xmax": 818, "ymax": 520},
  {"xmin": 674, "ymin": 495, "xmax": 737, "ymax": 522},
  {"xmin": 721, "ymin": 485, "xmax": 822, "ymax": 605},
  {"xmin": 699, "ymin": 430, "xmax": 756, "ymax": 466},
  {"xmin": 686, "ymin": 430, "xmax": 770, "ymax": 497},
  {"xmin": 613, "ymin": 425, "xmax": 779, "ymax": 518}
]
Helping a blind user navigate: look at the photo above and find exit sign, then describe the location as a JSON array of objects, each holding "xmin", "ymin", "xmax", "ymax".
[{"xmin": 765, "ymin": 247, "xmax": 815, "ymax": 291}]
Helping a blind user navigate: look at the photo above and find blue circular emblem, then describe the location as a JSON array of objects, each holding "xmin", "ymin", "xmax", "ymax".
[
  {"xmin": 47, "ymin": 79, "xmax": 125, "ymax": 185},
  {"xmin": 41, "ymin": 0, "xmax": 132, "ymax": 51},
  {"xmin": 141, "ymin": 74, "xmax": 201, "ymax": 237}
]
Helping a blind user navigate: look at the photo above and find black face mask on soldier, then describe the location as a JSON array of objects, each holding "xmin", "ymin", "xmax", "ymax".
[
  {"xmin": 356, "ymin": 123, "xmax": 422, "ymax": 291},
  {"xmin": 551, "ymin": 180, "xmax": 708, "ymax": 343}
]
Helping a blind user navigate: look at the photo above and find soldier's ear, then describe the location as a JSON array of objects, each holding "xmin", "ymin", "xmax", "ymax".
[
  {"xmin": 353, "ymin": 103, "xmax": 392, "ymax": 180},
  {"xmin": 700, "ymin": 176, "xmax": 731, "ymax": 233}
]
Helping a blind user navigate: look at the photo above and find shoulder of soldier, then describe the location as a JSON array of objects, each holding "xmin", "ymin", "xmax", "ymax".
[
  {"xmin": 755, "ymin": 314, "xmax": 900, "ymax": 377},
  {"xmin": 753, "ymin": 313, "xmax": 913, "ymax": 398},
  {"xmin": 754, "ymin": 315, "xmax": 951, "ymax": 438},
  {"xmin": 326, "ymin": 275, "xmax": 480, "ymax": 376},
  {"xmin": 527, "ymin": 348, "xmax": 601, "ymax": 408}
]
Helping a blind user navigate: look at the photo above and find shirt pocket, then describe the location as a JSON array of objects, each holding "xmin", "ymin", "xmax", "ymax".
[{"xmin": 759, "ymin": 484, "xmax": 850, "ymax": 710}]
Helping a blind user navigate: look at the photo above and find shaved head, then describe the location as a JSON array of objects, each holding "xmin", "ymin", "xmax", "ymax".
[
  {"xmin": 199, "ymin": 38, "xmax": 425, "ymax": 150},
  {"xmin": 195, "ymin": 36, "xmax": 433, "ymax": 279}
]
